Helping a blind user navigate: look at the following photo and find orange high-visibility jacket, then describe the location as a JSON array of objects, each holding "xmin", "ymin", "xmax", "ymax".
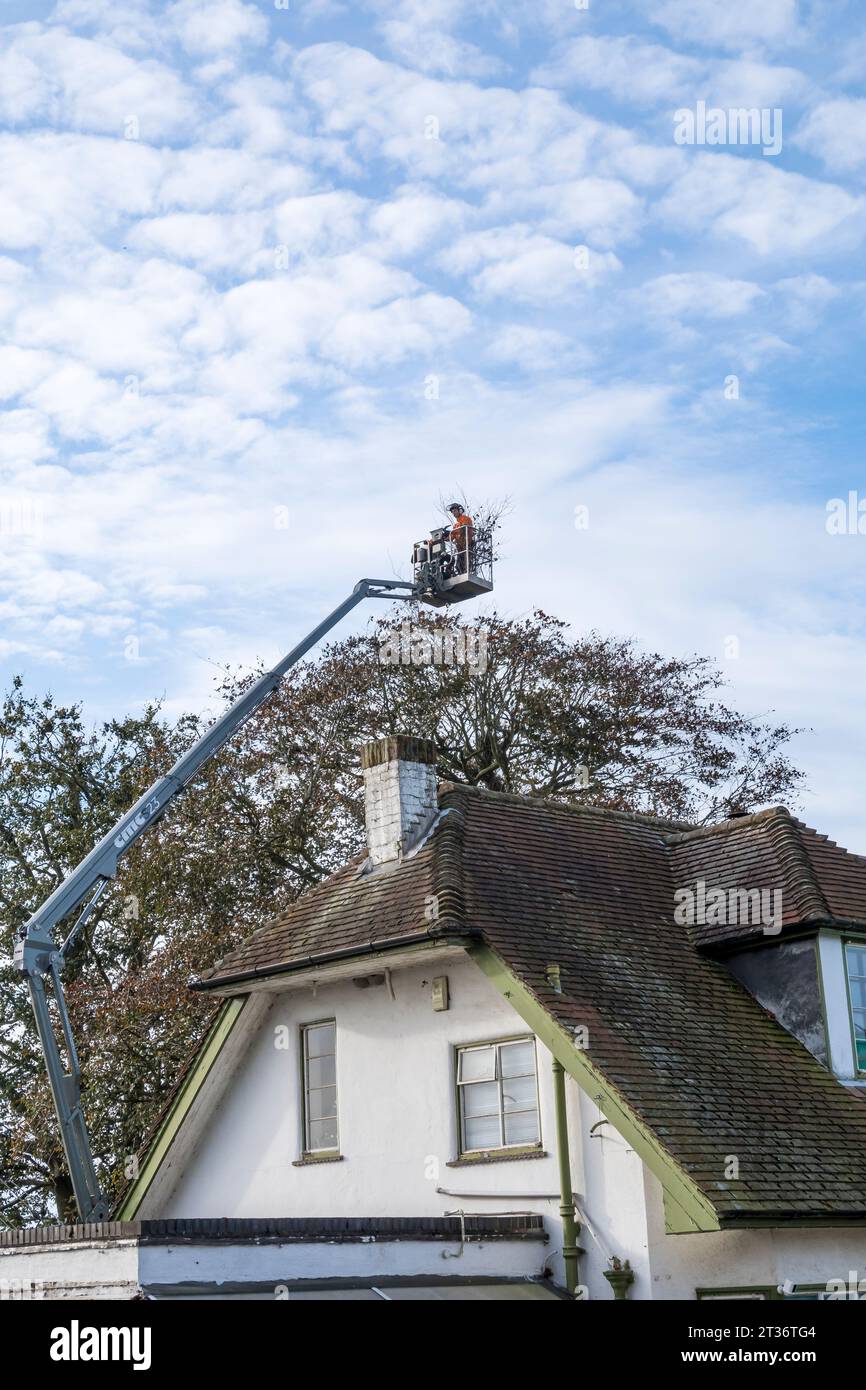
[{"xmin": 450, "ymin": 513, "xmax": 473, "ymax": 548}]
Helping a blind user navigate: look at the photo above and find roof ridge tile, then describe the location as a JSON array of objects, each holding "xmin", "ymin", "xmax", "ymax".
[
  {"xmin": 663, "ymin": 806, "xmax": 790, "ymax": 845},
  {"xmin": 767, "ymin": 812, "xmax": 830, "ymax": 921},
  {"xmin": 431, "ymin": 801, "xmax": 467, "ymax": 934},
  {"xmin": 438, "ymin": 781, "xmax": 690, "ymax": 832}
]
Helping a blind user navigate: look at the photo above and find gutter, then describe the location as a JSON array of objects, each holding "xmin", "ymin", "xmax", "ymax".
[
  {"xmin": 718, "ymin": 1212, "xmax": 866, "ymax": 1229},
  {"xmin": 190, "ymin": 927, "xmax": 483, "ymax": 993}
]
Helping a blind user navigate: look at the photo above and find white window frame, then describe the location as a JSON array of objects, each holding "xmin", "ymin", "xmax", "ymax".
[
  {"xmin": 301, "ymin": 1020, "xmax": 339, "ymax": 1155},
  {"xmin": 844, "ymin": 940, "xmax": 866, "ymax": 1077},
  {"xmin": 817, "ymin": 932, "xmax": 866, "ymax": 1081},
  {"xmin": 456, "ymin": 1036, "xmax": 541, "ymax": 1156}
]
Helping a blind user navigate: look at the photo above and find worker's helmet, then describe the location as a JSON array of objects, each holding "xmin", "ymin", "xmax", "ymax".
[{"xmin": 447, "ymin": 501, "xmax": 462, "ymax": 512}]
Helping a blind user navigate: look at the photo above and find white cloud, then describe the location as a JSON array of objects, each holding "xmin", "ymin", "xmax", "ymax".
[
  {"xmin": 706, "ymin": 58, "xmax": 809, "ymax": 109},
  {"xmin": 0, "ymin": 28, "xmax": 198, "ymax": 139},
  {"xmin": 0, "ymin": 133, "xmax": 165, "ymax": 251},
  {"xmin": 274, "ymin": 192, "xmax": 369, "ymax": 257},
  {"xmin": 52, "ymin": 0, "xmax": 164, "ymax": 53},
  {"xmin": 773, "ymin": 273, "xmax": 840, "ymax": 328},
  {"xmin": 0, "ymin": 408, "xmax": 51, "ymax": 465},
  {"xmin": 290, "ymin": 42, "xmax": 643, "ymax": 202},
  {"xmin": 168, "ymin": 0, "xmax": 268, "ymax": 56},
  {"xmin": 485, "ymin": 324, "xmax": 584, "ymax": 371},
  {"xmin": 533, "ymin": 37, "xmax": 809, "ymax": 115},
  {"xmin": 130, "ymin": 211, "xmax": 270, "ymax": 273},
  {"xmin": 156, "ymin": 147, "xmax": 311, "ymax": 212},
  {"xmin": 369, "ymin": 190, "xmax": 468, "ymax": 257},
  {"xmin": 438, "ymin": 227, "xmax": 621, "ymax": 303},
  {"xmin": 320, "ymin": 291, "xmax": 470, "ymax": 367},
  {"xmin": 380, "ymin": 20, "xmax": 505, "ymax": 78},
  {"xmin": 219, "ymin": 253, "xmax": 469, "ymax": 369},
  {"xmin": 16, "ymin": 259, "xmax": 209, "ymax": 377},
  {"xmin": 659, "ymin": 154, "xmax": 865, "ymax": 255},
  {"xmin": 361, "ymin": 0, "xmax": 473, "ymax": 23},
  {"xmin": 795, "ymin": 98, "xmax": 866, "ymax": 174},
  {"xmin": 517, "ymin": 178, "xmax": 643, "ymax": 248},
  {"xmin": 653, "ymin": 0, "xmax": 801, "ymax": 51},
  {"xmin": 533, "ymin": 36, "xmax": 704, "ymax": 105},
  {"xmin": 638, "ymin": 272, "xmax": 765, "ymax": 320},
  {"xmin": 0, "ymin": 347, "xmax": 55, "ymax": 400}
]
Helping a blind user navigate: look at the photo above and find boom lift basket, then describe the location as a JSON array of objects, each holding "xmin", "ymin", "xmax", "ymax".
[{"xmin": 412, "ymin": 522, "xmax": 494, "ymax": 607}]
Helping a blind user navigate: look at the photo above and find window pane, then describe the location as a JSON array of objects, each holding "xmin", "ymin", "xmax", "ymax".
[
  {"xmin": 459, "ymin": 1046, "xmax": 496, "ymax": 1083},
  {"xmin": 308, "ymin": 1085, "xmax": 337, "ymax": 1121},
  {"xmin": 309, "ymin": 1116, "xmax": 338, "ymax": 1151},
  {"xmin": 846, "ymin": 945, "xmax": 866, "ymax": 977},
  {"xmin": 307, "ymin": 1054, "xmax": 336, "ymax": 1090},
  {"xmin": 461, "ymin": 1080, "xmax": 499, "ymax": 1118},
  {"xmin": 500, "ymin": 1040, "xmax": 534, "ymax": 1078},
  {"xmin": 463, "ymin": 1112, "xmax": 501, "ymax": 1150},
  {"xmin": 504, "ymin": 1108, "xmax": 539, "ymax": 1146},
  {"xmin": 306, "ymin": 1023, "xmax": 335, "ymax": 1059},
  {"xmin": 502, "ymin": 1074, "xmax": 536, "ymax": 1111}
]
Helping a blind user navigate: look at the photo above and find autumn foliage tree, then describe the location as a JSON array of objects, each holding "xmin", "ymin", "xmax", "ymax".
[{"xmin": 0, "ymin": 609, "xmax": 803, "ymax": 1225}]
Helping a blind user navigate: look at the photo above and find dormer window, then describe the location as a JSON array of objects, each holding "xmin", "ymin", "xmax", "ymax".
[{"xmin": 845, "ymin": 943, "xmax": 866, "ymax": 1075}]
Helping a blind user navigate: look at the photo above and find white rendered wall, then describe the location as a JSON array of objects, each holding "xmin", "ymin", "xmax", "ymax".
[
  {"xmin": 643, "ymin": 1169, "xmax": 866, "ymax": 1299},
  {"xmin": 0, "ymin": 1240, "xmax": 139, "ymax": 1300},
  {"xmin": 139, "ymin": 1236, "xmax": 543, "ymax": 1291},
  {"xmin": 158, "ymin": 957, "xmax": 580, "ymax": 1284},
  {"xmin": 572, "ymin": 1087, "xmax": 652, "ymax": 1300}
]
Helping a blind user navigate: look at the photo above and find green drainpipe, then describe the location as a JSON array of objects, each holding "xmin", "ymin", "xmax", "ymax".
[{"xmin": 552, "ymin": 1057, "xmax": 580, "ymax": 1296}]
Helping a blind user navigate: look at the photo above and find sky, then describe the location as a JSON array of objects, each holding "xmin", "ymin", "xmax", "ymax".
[{"xmin": 1, "ymin": 0, "xmax": 865, "ymax": 848}]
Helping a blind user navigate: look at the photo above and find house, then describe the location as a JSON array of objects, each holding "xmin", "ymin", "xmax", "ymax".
[{"xmin": 3, "ymin": 734, "xmax": 866, "ymax": 1300}]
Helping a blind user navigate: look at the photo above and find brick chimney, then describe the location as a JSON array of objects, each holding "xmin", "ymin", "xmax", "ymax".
[{"xmin": 361, "ymin": 736, "xmax": 439, "ymax": 865}]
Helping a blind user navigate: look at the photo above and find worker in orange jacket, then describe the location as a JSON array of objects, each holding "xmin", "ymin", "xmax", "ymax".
[{"xmin": 447, "ymin": 502, "xmax": 474, "ymax": 573}]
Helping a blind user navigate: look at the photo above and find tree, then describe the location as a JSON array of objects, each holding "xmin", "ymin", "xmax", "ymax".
[{"xmin": 0, "ymin": 611, "xmax": 803, "ymax": 1224}]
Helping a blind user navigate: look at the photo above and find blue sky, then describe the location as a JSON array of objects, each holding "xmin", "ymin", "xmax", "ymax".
[{"xmin": 1, "ymin": 0, "xmax": 866, "ymax": 846}]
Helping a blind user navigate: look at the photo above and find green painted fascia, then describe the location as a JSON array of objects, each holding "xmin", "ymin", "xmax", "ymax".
[
  {"xmin": 467, "ymin": 943, "xmax": 721, "ymax": 1235},
  {"xmin": 115, "ymin": 997, "xmax": 247, "ymax": 1220},
  {"xmin": 664, "ymin": 1188, "xmax": 713, "ymax": 1234}
]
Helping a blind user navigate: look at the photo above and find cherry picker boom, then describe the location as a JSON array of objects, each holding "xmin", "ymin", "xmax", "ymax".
[{"xmin": 14, "ymin": 537, "xmax": 493, "ymax": 1222}]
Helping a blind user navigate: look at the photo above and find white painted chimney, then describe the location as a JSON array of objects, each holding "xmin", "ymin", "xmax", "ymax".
[{"xmin": 361, "ymin": 736, "xmax": 439, "ymax": 865}]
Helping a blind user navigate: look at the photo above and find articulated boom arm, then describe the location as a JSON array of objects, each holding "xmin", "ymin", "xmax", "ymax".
[{"xmin": 14, "ymin": 577, "xmax": 420, "ymax": 1221}]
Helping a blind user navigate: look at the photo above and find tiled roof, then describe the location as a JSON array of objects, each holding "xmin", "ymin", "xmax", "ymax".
[
  {"xmin": 667, "ymin": 807, "xmax": 866, "ymax": 949},
  {"xmin": 195, "ymin": 806, "xmax": 471, "ymax": 986},
  {"xmin": 194, "ymin": 787, "xmax": 866, "ymax": 1225},
  {"xmin": 800, "ymin": 823, "xmax": 866, "ymax": 923}
]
